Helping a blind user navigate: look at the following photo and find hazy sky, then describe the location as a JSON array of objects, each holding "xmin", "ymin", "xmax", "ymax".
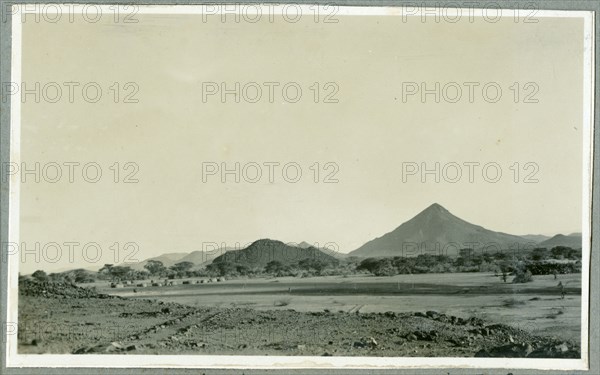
[{"xmin": 17, "ymin": 9, "xmax": 589, "ymax": 273}]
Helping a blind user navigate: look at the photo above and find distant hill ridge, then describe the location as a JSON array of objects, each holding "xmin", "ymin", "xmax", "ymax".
[
  {"xmin": 520, "ymin": 234, "xmax": 552, "ymax": 243},
  {"xmin": 116, "ymin": 204, "xmax": 581, "ymax": 269},
  {"xmin": 121, "ymin": 248, "xmax": 232, "ymax": 271},
  {"xmin": 539, "ymin": 233, "xmax": 582, "ymax": 249}
]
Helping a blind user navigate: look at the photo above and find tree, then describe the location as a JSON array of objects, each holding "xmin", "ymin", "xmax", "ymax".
[
  {"xmin": 99, "ymin": 264, "xmax": 114, "ymax": 275},
  {"xmin": 109, "ymin": 266, "xmax": 132, "ymax": 281},
  {"xmin": 298, "ymin": 258, "xmax": 330, "ymax": 274},
  {"xmin": 459, "ymin": 248, "xmax": 474, "ymax": 259},
  {"xmin": 415, "ymin": 254, "xmax": 437, "ymax": 269},
  {"xmin": 265, "ymin": 260, "xmax": 285, "ymax": 274},
  {"xmin": 170, "ymin": 261, "xmax": 194, "ymax": 273},
  {"xmin": 551, "ymin": 246, "xmax": 577, "ymax": 260},
  {"xmin": 391, "ymin": 257, "xmax": 415, "ymax": 274},
  {"xmin": 513, "ymin": 269, "xmax": 533, "ymax": 283},
  {"xmin": 481, "ymin": 252, "xmax": 494, "ymax": 263},
  {"xmin": 356, "ymin": 258, "xmax": 395, "ymax": 276},
  {"xmin": 356, "ymin": 258, "xmax": 381, "ymax": 274},
  {"xmin": 531, "ymin": 248, "xmax": 550, "ymax": 261},
  {"xmin": 32, "ymin": 270, "xmax": 48, "ymax": 282},
  {"xmin": 373, "ymin": 259, "xmax": 396, "ymax": 276},
  {"xmin": 498, "ymin": 261, "xmax": 512, "ymax": 283},
  {"xmin": 144, "ymin": 260, "xmax": 166, "ymax": 276},
  {"xmin": 236, "ymin": 264, "xmax": 251, "ymax": 275},
  {"xmin": 73, "ymin": 269, "xmax": 96, "ymax": 283},
  {"xmin": 493, "ymin": 251, "xmax": 510, "ymax": 260},
  {"xmin": 206, "ymin": 261, "xmax": 238, "ymax": 276},
  {"xmin": 512, "ymin": 262, "xmax": 533, "ymax": 283}
]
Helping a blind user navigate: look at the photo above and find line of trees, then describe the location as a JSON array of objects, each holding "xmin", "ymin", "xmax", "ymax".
[
  {"xmin": 205, "ymin": 258, "xmax": 344, "ymax": 278},
  {"xmin": 28, "ymin": 246, "xmax": 581, "ymax": 284},
  {"xmin": 355, "ymin": 246, "xmax": 582, "ymax": 283},
  {"xmin": 32, "ymin": 269, "xmax": 98, "ymax": 284}
]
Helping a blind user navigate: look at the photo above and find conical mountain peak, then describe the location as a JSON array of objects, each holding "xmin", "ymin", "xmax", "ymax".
[
  {"xmin": 419, "ymin": 203, "xmax": 451, "ymax": 216},
  {"xmin": 350, "ymin": 203, "xmax": 528, "ymax": 257},
  {"xmin": 426, "ymin": 202, "xmax": 445, "ymax": 211}
]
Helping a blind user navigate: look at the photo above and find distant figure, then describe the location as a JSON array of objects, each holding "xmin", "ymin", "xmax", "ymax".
[
  {"xmin": 558, "ymin": 281, "xmax": 565, "ymax": 299},
  {"xmin": 553, "ymin": 272, "xmax": 558, "ymax": 280},
  {"xmin": 133, "ymin": 288, "xmax": 138, "ymax": 293}
]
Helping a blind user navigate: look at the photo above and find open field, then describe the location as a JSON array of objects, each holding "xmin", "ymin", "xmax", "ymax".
[{"xmin": 98, "ymin": 272, "xmax": 581, "ymax": 342}]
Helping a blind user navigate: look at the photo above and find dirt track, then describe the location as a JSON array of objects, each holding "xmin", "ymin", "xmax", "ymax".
[{"xmin": 18, "ymin": 281, "xmax": 580, "ymax": 358}]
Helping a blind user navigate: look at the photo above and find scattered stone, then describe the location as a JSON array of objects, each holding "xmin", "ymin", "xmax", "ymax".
[
  {"xmin": 188, "ymin": 341, "xmax": 206, "ymax": 348},
  {"xmin": 110, "ymin": 342, "xmax": 124, "ymax": 350},
  {"xmin": 406, "ymin": 330, "xmax": 439, "ymax": 342},
  {"xmin": 468, "ymin": 317, "xmax": 485, "ymax": 326},
  {"xmin": 353, "ymin": 341, "xmax": 366, "ymax": 348},
  {"xmin": 73, "ymin": 341, "xmax": 125, "ymax": 354},
  {"xmin": 475, "ymin": 343, "xmax": 534, "ymax": 358},
  {"xmin": 527, "ymin": 342, "xmax": 579, "ymax": 358},
  {"xmin": 19, "ymin": 279, "xmax": 102, "ymax": 299}
]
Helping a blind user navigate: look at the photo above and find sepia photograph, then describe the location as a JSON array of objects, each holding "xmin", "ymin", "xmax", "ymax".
[{"xmin": 1, "ymin": 2, "xmax": 596, "ymax": 373}]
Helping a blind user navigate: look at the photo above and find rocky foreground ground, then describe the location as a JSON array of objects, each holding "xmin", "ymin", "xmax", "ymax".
[{"xmin": 18, "ymin": 280, "xmax": 580, "ymax": 357}]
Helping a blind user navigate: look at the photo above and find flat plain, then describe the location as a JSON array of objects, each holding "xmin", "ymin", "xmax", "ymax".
[
  {"xmin": 18, "ymin": 271, "xmax": 581, "ymax": 357},
  {"xmin": 101, "ymin": 272, "xmax": 582, "ymax": 342}
]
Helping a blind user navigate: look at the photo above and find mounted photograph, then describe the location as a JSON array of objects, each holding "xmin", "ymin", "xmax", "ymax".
[{"xmin": 2, "ymin": 3, "xmax": 595, "ymax": 373}]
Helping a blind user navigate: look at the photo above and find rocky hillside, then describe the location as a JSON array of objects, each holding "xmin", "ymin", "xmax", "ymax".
[{"xmin": 212, "ymin": 239, "xmax": 338, "ymax": 267}]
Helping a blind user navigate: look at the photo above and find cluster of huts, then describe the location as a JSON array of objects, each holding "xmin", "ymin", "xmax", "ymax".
[{"xmin": 110, "ymin": 277, "xmax": 226, "ymax": 289}]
